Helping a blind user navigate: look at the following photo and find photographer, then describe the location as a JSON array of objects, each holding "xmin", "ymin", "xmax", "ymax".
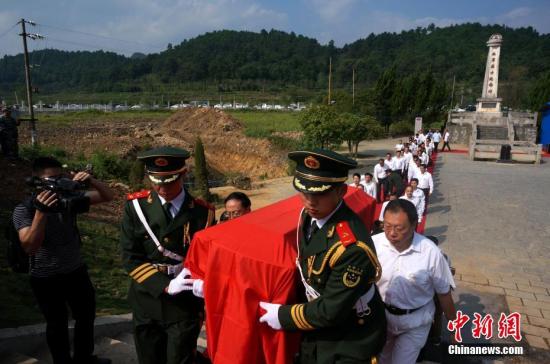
[{"xmin": 12, "ymin": 157, "xmax": 114, "ymax": 364}]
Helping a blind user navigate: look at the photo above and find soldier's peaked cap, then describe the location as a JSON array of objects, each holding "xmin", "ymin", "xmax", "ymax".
[
  {"xmin": 137, "ymin": 146, "xmax": 190, "ymax": 182},
  {"xmin": 288, "ymin": 149, "xmax": 357, "ymax": 194}
]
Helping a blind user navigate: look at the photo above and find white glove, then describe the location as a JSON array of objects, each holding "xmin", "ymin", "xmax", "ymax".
[
  {"xmin": 192, "ymin": 279, "xmax": 204, "ymax": 298},
  {"xmin": 166, "ymin": 268, "xmax": 191, "ymax": 295},
  {"xmin": 259, "ymin": 302, "xmax": 282, "ymax": 330}
]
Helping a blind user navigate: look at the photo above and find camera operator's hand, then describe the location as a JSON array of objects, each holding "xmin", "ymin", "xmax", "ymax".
[
  {"xmin": 34, "ymin": 190, "xmax": 59, "ymax": 213},
  {"xmin": 72, "ymin": 171, "xmax": 92, "ymax": 183},
  {"xmin": 73, "ymin": 171, "xmax": 115, "ymax": 205}
]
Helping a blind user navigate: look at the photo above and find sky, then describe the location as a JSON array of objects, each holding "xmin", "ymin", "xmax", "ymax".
[{"xmin": 0, "ymin": 0, "xmax": 549, "ymax": 57}]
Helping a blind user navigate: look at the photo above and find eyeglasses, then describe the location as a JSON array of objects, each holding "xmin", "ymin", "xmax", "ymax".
[
  {"xmin": 224, "ymin": 210, "xmax": 244, "ymax": 219},
  {"xmin": 383, "ymin": 223, "xmax": 409, "ymax": 234}
]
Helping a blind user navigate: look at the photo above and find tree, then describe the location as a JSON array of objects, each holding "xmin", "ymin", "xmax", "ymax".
[
  {"xmin": 299, "ymin": 105, "xmax": 341, "ymax": 149},
  {"xmin": 373, "ymin": 67, "xmax": 397, "ymax": 129},
  {"xmin": 527, "ymin": 71, "xmax": 550, "ymax": 110},
  {"xmin": 338, "ymin": 113, "xmax": 384, "ymax": 158},
  {"xmin": 193, "ymin": 137, "xmax": 211, "ymax": 201}
]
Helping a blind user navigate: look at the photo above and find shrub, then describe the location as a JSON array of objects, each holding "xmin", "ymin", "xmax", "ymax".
[
  {"xmin": 389, "ymin": 120, "xmax": 414, "ymax": 136},
  {"xmin": 20, "ymin": 145, "xmax": 68, "ymax": 162},
  {"xmin": 89, "ymin": 152, "xmax": 131, "ymax": 182},
  {"xmin": 128, "ymin": 160, "xmax": 145, "ymax": 190},
  {"xmin": 193, "ymin": 137, "xmax": 211, "ymax": 201}
]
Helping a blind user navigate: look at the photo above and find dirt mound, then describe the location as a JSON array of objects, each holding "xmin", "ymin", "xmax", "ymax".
[
  {"xmin": 17, "ymin": 108, "xmax": 289, "ymax": 180},
  {"xmin": 158, "ymin": 108, "xmax": 288, "ymax": 179}
]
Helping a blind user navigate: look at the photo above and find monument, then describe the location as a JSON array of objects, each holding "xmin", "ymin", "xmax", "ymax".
[
  {"xmin": 477, "ymin": 34, "xmax": 503, "ymax": 113},
  {"xmin": 446, "ymin": 34, "xmax": 541, "ymax": 163}
]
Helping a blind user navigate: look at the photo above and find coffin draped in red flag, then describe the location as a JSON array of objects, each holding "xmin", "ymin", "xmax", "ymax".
[{"xmin": 186, "ymin": 187, "xmax": 376, "ymax": 364}]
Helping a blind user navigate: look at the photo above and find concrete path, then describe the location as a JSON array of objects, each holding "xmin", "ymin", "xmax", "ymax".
[{"xmin": 425, "ymin": 152, "xmax": 550, "ymax": 362}]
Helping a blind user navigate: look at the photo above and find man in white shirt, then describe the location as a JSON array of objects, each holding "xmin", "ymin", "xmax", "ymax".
[
  {"xmin": 409, "ymin": 141, "xmax": 418, "ymax": 155},
  {"xmin": 373, "ymin": 158, "xmax": 389, "ymax": 202},
  {"xmin": 399, "ymin": 186, "xmax": 424, "ymax": 223},
  {"xmin": 409, "ymin": 178, "xmax": 426, "ymax": 210},
  {"xmin": 425, "ymin": 138, "xmax": 435, "ymax": 156},
  {"xmin": 417, "ymin": 164, "xmax": 434, "ymax": 198},
  {"xmin": 442, "ymin": 129, "xmax": 451, "ymax": 152},
  {"xmin": 417, "ymin": 130, "xmax": 426, "ymax": 145},
  {"xmin": 419, "ymin": 149, "xmax": 429, "ymax": 166},
  {"xmin": 407, "ymin": 158, "xmax": 420, "ymax": 184},
  {"xmin": 378, "ymin": 193, "xmax": 397, "ymax": 221},
  {"xmin": 402, "ymin": 147, "xmax": 412, "ymax": 177},
  {"xmin": 384, "ymin": 153, "xmax": 394, "ymax": 171},
  {"xmin": 391, "ymin": 150, "xmax": 405, "ymax": 177},
  {"xmin": 363, "ymin": 172, "xmax": 377, "ymax": 200},
  {"xmin": 374, "ymin": 200, "xmax": 456, "ymax": 364},
  {"xmin": 432, "ymin": 131, "xmax": 441, "ymax": 151},
  {"xmin": 394, "ymin": 140, "xmax": 404, "ymax": 152}
]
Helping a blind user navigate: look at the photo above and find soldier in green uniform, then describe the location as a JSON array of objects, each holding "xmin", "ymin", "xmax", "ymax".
[
  {"xmin": 119, "ymin": 147, "xmax": 215, "ymax": 364},
  {"xmin": 259, "ymin": 149, "xmax": 386, "ymax": 364}
]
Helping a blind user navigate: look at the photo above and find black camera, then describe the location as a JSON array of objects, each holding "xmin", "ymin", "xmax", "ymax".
[{"xmin": 26, "ymin": 176, "xmax": 89, "ymax": 212}]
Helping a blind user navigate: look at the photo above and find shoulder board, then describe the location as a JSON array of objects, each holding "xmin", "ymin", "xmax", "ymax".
[
  {"xmin": 335, "ymin": 221, "xmax": 357, "ymax": 247},
  {"xmin": 126, "ymin": 190, "xmax": 151, "ymax": 201},
  {"xmin": 193, "ymin": 198, "xmax": 215, "ymax": 210}
]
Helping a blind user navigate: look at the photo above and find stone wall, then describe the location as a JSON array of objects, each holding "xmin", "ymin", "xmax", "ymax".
[
  {"xmin": 447, "ymin": 124, "xmax": 472, "ymax": 145},
  {"xmin": 514, "ymin": 125, "xmax": 538, "ymax": 143}
]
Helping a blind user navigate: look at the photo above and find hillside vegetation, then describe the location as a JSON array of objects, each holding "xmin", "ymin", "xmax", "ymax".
[{"xmin": 1, "ymin": 23, "xmax": 549, "ymax": 109}]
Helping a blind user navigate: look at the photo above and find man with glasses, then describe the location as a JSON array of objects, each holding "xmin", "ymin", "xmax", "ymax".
[
  {"xmin": 119, "ymin": 146, "xmax": 215, "ymax": 364},
  {"xmin": 373, "ymin": 199, "xmax": 456, "ymax": 364},
  {"xmin": 220, "ymin": 191, "xmax": 251, "ymax": 222},
  {"xmin": 258, "ymin": 149, "xmax": 386, "ymax": 363}
]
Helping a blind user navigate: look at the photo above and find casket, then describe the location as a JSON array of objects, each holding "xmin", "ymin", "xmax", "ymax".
[{"xmin": 186, "ymin": 187, "xmax": 376, "ymax": 364}]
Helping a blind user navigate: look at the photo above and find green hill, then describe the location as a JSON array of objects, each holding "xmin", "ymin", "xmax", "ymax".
[{"xmin": 1, "ymin": 24, "xmax": 549, "ymax": 108}]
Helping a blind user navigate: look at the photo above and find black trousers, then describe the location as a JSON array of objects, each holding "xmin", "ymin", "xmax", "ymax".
[
  {"xmin": 134, "ymin": 318, "xmax": 202, "ymax": 364},
  {"xmin": 442, "ymin": 141, "xmax": 451, "ymax": 151},
  {"xmin": 434, "ymin": 142, "xmax": 439, "ymax": 151},
  {"xmin": 30, "ymin": 265, "xmax": 96, "ymax": 364}
]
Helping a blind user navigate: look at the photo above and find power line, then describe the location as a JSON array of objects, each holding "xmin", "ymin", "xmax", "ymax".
[
  {"xmin": 37, "ymin": 22, "xmax": 164, "ymax": 50},
  {"xmin": 44, "ymin": 36, "xmax": 126, "ymax": 53},
  {"xmin": 0, "ymin": 23, "xmax": 18, "ymax": 40}
]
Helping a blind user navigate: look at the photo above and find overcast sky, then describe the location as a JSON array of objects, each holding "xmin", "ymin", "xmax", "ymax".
[{"xmin": 1, "ymin": 0, "xmax": 549, "ymax": 57}]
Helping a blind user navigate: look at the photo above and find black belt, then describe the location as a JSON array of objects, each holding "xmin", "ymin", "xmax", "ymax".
[{"xmin": 384, "ymin": 303, "xmax": 423, "ymax": 316}]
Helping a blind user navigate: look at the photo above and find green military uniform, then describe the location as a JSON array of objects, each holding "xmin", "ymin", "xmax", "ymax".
[
  {"xmin": 119, "ymin": 147, "xmax": 215, "ymax": 364},
  {"xmin": 278, "ymin": 149, "xmax": 386, "ymax": 364}
]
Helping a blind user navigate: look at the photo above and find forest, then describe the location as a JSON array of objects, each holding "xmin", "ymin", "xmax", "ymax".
[{"xmin": 1, "ymin": 23, "xmax": 549, "ymax": 110}]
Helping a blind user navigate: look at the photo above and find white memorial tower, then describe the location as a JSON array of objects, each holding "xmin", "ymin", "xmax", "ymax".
[{"xmin": 477, "ymin": 34, "xmax": 503, "ymax": 113}]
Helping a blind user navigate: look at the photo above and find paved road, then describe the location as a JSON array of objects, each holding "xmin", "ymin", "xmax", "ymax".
[{"xmin": 425, "ymin": 153, "xmax": 550, "ymax": 362}]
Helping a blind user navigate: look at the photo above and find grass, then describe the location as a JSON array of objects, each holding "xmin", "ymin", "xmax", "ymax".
[
  {"xmin": 227, "ymin": 110, "xmax": 302, "ymax": 138},
  {"xmin": 0, "ymin": 214, "xmax": 129, "ymax": 328},
  {"xmin": 34, "ymin": 109, "xmax": 171, "ymax": 126}
]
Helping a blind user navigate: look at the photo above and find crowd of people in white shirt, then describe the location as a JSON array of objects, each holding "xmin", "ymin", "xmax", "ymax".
[
  {"xmin": 350, "ymin": 129, "xmax": 457, "ymax": 364},
  {"xmin": 348, "ymin": 129, "xmax": 437, "ymax": 227}
]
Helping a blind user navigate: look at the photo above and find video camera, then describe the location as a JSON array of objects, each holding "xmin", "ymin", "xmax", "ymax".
[{"xmin": 26, "ymin": 173, "xmax": 90, "ymax": 213}]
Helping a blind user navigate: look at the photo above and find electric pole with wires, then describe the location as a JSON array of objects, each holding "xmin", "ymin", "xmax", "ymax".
[{"xmin": 19, "ymin": 18, "xmax": 43, "ymax": 146}]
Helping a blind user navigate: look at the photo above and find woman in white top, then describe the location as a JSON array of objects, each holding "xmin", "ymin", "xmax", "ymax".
[
  {"xmin": 348, "ymin": 173, "xmax": 365, "ymax": 191},
  {"xmin": 399, "ymin": 185, "xmax": 424, "ymax": 222}
]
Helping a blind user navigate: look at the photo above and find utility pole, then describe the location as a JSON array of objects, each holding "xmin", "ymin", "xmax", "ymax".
[
  {"xmin": 352, "ymin": 66, "xmax": 355, "ymax": 106},
  {"xmin": 449, "ymin": 74, "xmax": 456, "ymax": 110},
  {"xmin": 19, "ymin": 18, "xmax": 42, "ymax": 146},
  {"xmin": 328, "ymin": 57, "xmax": 332, "ymax": 106}
]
